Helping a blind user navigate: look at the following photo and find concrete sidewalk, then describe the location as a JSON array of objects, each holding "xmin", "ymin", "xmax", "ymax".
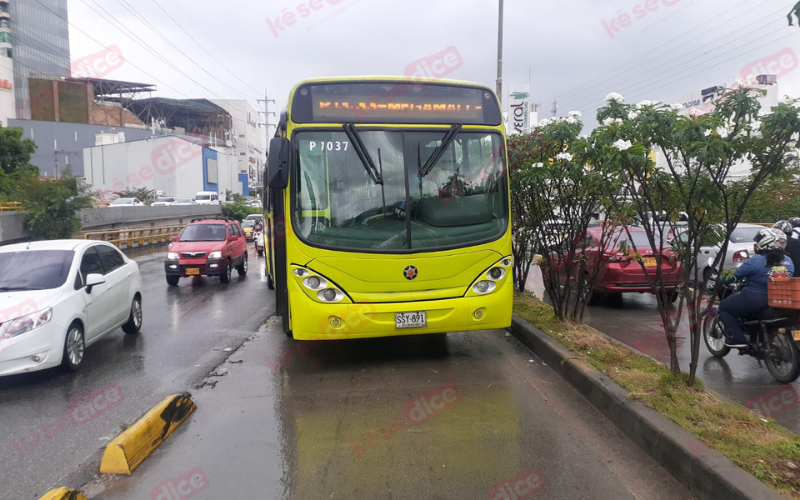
[
  {"xmin": 78, "ymin": 317, "xmax": 695, "ymax": 500},
  {"xmin": 83, "ymin": 320, "xmax": 284, "ymax": 500}
]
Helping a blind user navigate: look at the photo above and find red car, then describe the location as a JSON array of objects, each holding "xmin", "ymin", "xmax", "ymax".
[
  {"xmin": 164, "ymin": 218, "xmax": 248, "ymax": 286},
  {"xmin": 554, "ymin": 225, "xmax": 683, "ymax": 303}
]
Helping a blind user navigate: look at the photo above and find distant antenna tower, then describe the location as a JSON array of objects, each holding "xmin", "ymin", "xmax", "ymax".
[{"xmin": 550, "ymin": 101, "xmax": 558, "ymax": 117}]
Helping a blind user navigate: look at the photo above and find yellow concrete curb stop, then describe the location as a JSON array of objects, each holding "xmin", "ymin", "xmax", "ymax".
[
  {"xmin": 100, "ymin": 393, "xmax": 196, "ymax": 475},
  {"xmin": 37, "ymin": 487, "xmax": 88, "ymax": 500}
]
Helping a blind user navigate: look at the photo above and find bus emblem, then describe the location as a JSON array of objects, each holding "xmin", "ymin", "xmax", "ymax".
[{"xmin": 403, "ymin": 266, "xmax": 418, "ymax": 280}]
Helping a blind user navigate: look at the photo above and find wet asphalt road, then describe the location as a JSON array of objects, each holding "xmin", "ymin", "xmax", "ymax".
[
  {"xmin": 525, "ymin": 268, "xmax": 800, "ymax": 435},
  {"xmin": 0, "ymin": 244, "xmax": 274, "ymax": 500},
  {"xmin": 86, "ymin": 321, "xmax": 694, "ymax": 500},
  {"xmin": 0, "ymin": 247, "xmax": 698, "ymax": 500}
]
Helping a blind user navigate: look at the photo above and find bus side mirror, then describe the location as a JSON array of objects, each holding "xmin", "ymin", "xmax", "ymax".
[{"xmin": 267, "ymin": 137, "xmax": 290, "ymax": 189}]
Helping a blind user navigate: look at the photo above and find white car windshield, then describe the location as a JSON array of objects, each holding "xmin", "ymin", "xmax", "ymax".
[
  {"xmin": 196, "ymin": 195, "xmax": 211, "ymax": 200},
  {"xmin": 0, "ymin": 250, "xmax": 75, "ymax": 291},
  {"xmin": 111, "ymin": 198, "xmax": 132, "ymax": 205}
]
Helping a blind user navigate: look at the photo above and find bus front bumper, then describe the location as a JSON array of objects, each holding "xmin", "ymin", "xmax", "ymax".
[{"xmin": 289, "ymin": 281, "xmax": 513, "ymax": 341}]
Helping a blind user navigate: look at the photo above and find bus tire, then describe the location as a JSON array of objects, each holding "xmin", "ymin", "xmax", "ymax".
[{"xmin": 267, "ymin": 274, "xmax": 275, "ymax": 290}]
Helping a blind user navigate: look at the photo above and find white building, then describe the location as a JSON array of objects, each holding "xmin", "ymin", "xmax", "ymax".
[
  {"xmin": 210, "ymin": 99, "xmax": 264, "ymax": 193},
  {"xmin": 83, "ymin": 135, "xmax": 240, "ymax": 201},
  {"xmin": 0, "ymin": 53, "xmax": 15, "ymax": 126}
]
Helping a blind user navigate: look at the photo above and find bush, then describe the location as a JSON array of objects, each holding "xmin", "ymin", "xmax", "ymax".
[
  {"xmin": 16, "ymin": 170, "xmax": 95, "ymax": 239},
  {"xmin": 222, "ymin": 201, "xmax": 260, "ymax": 221}
]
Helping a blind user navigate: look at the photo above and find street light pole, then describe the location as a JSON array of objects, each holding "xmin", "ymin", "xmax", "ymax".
[{"xmin": 496, "ymin": 0, "xmax": 504, "ymax": 104}]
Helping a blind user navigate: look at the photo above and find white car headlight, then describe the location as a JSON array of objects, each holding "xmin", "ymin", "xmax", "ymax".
[
  {"xmin": 0, "ymin": 307, "xmax": 53, "ymax": 340},
  {"xmin": 167, "ymin": 252, "xmax": 180, "ymax": 260},
  {"xmin": 208, "ymin": 251, "xmax": 222, "ymax": 259}
]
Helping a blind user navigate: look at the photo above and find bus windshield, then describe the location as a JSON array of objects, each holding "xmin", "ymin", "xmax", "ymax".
[{"xmin": 293, "ymin": 129, "xmax": 508, "ymax": 251}]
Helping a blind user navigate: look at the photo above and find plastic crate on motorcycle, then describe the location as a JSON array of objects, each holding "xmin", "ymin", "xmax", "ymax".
[{"xmin": 768, "ymin": 277, "xmax": 800, "ymax": 309}]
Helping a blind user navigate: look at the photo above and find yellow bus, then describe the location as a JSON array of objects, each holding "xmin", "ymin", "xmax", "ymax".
[{"xmin": 264, "ymin": 77, "xmax": 512, "ymax": 340}]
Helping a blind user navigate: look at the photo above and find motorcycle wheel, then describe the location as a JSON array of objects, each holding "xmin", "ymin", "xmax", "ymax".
[
  {"xmin": 703, "ymin": 315, "xmax": 730, "ymax": 358},
  {"xmin": 764, "ymin": 331, "xmax": 800, "ymax": 384}
]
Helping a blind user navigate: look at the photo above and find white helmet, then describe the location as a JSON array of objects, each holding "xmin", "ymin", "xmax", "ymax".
[{"xmin": 755, "ymin": 228, "xmax": 787, "ymax": 252}]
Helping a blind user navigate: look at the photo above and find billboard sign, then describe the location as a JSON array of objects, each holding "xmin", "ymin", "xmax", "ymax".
[{"xmin": 508, "ymin": 86, "xmax": 530, "ymax": 135}]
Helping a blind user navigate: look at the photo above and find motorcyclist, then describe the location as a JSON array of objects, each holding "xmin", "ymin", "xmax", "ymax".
[
  {"xmin": 773, "ymin": 220, "xmax": 800, "ymax": 277},
  {"xmin": 253, "ymin": 219, "xmax": 264, "ymax": 233},
  {"xmin": 716, "ymin": 228, "xmax": 794, "ymax": 348},
  {"xmin": 789, "ymin": 217, "xmax": 800, "ymax": 245}
]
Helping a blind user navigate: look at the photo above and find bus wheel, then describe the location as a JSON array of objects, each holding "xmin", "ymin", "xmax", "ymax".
[{"xmin": 267, "ymin": 274, "xmax": 275, "ymax": 290}]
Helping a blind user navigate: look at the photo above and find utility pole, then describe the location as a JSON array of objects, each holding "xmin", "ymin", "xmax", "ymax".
[
  {"xmin": 257, "ymin": 89, "xmax": 277, "ymax": 192},
  {"xmin": 258, "ymin": 89, "xmax": 277, "ymax": 135},
  {"xmin": 496, "ymin": 0, "xmax": 504, "ymax": 104}
]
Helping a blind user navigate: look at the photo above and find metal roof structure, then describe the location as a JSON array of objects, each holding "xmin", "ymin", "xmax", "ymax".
[{"xmin": 122, "ymin": 98, "xmax": 233, "ymax": 138}]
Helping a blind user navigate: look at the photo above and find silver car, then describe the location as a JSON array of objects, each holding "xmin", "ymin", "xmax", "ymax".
[{"xmin": 692, "ymin": 223, "xmax": 764, "ymax": 281}]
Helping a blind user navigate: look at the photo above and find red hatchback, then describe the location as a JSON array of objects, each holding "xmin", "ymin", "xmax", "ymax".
[
  {"xmin": 555, "ymin": 225, "xmax": 683, "ymax": 303},
  {"xmin": 164, "ymin": 218, "xmax": 248, "ymax": 285}
]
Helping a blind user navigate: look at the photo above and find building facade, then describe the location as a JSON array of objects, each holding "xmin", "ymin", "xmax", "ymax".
[
  {"xmin": 9, "ymin": 119, "xmax": 155, "ymax": 177},
  {"xmin": 210, "ymin": 99, "xmax": 264, "ymax": 192},
  {"xmin": 8, "ymin": 0, "xmax": 71, "ymax": 120},
  {"xmin": 83, "ymin": 135, "xmax": 243, "ymax": 201}
]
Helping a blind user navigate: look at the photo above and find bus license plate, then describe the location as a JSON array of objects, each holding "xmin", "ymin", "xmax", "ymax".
[
  {"xmin": 186, "ymin": 268, "xmax": 200, "ymax": 276},
  {"xmin": 396, "ymin": 312, "xmax": 427, "ymax": 329}
]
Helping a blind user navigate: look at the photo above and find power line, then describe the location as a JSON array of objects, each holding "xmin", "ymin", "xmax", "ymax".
[
  {"xmin": 81, "ymin": 0, "xmax": 226, "ymax": 100},
  {"xmin": 149, "ymin": 0, "xmax": 262, "ymax": 96},
  {"xmin": 31, "ymin": 0, "xmax": 191, "ymax": 98},
  {"xmin": 113, "ymin": 0, "xmax": 260, "ymax": 103},
  {"xmin": 571, "ymin": 30, "xmax": 799, "ymax": 116},
  {"xmin": 554, "ymin": 0, "xmax": 770, "ymax": 102},
  {"xmin": 564, "ymin": 12, "xmax": 789, "ymax": 112}
]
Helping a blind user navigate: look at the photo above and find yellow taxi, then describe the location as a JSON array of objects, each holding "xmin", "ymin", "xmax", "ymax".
[{"xmin": 241, "ymin": 219, "xmax": 255, "ymax": 239}]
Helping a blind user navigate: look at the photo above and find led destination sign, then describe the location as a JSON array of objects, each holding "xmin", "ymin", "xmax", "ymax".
[{"xmin": 291, "ymin": 82, "xmax": 502, "ymax": 125}]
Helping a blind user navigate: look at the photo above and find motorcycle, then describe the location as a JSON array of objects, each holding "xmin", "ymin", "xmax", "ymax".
[
  {"xmin": 254, "ymin": 229, "xmax": 264, "ymax": 257},
  {"xmin": 703, "ymin": 259, "xmax": 800, "ymax": 383}
]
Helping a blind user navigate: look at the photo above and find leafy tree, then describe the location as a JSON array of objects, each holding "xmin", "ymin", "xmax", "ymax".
[
  {"xmin": 513, "ymin": 113, "xmax": 625, "ymax": 320},
  {"xmin": 222, "ymin": 199, "xmax": 260, "ymax": 221},
  {"xmin": 593, "ymin": 87, "xmax": 800, "ymax": 384},
  {"xmin": 508, "ymin": 131, "xmax": 547, "ymax": 292},
  {"xmin": 0, "ymin": 126, "xmax": 36, "ymax": 175},
  {"xmin": 113, "ymin": 187, "xmax": 156, "ymax": 205},
  {"xmin": 16, "ymin": 169, "xmax": 95, "ymax": 239},
  {"xmin": 739, "ymin": 170, "xmax": 800, "ymax": 223}
]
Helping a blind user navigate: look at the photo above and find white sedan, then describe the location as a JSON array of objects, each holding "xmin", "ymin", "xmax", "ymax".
[
  {"xmin": 109, "ymin": 197, "xmax": 144, "ymax": 207},
  {"xmin": 0, "ymin": 240, "xmax": 143, "ymax": 377}
]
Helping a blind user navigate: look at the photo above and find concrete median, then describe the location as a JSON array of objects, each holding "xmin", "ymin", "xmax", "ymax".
[
  {"xmin": 37, "ymin": 487, "xmax": 88, "ymax": 500},
  {"xmin": 100, "ymin": 393, "xmax": 197, "ymax": 475}
]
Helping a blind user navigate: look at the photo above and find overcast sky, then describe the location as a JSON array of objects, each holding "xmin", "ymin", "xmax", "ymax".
[{"xmin": 67, "ymin": 0, "xmax": 800, "ymax": 139}]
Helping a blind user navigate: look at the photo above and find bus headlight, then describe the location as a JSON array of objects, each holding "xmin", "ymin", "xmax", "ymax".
[
  {"xmin": 304, "ymin": 276, "xmax": 325, "ymax": 290},
  {"xmin": 294, "ymin": 269, "xmax": 309, "ymax": 277},
  {"xmin": 318, "ymin": 288, "xmax": 344, "ymax": 302},
  {"xmin": 502, "ymin": 258, "xmax": 512, "ymax": 267},
  {"xmin": 473, "ymin": 280, "xmax": 496, "ymax": 294},
  {"xmin": 488, "ymin": 267, "xmax": 505, "ymax": 280}
]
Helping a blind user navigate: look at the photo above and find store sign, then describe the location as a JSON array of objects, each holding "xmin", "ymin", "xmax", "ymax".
[
  {"xmin": 0, "ymin": 79, "xmax": 12, "ymax": 90},
  {"xmin": 682, "ymin": 84, "xmax": 723, "ymax": 115},
  {"xmin": 508, "ymin": 86, "xmax": 530, "ymax": 135}
]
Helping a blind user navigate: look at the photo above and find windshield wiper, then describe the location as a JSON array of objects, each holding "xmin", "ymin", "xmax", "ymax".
[
  {"xmin": 0, "ymin": 286, "xmax": 45, "ymax": 292},
  {"xmin": 419, "ymin": 124, "xmax": 462, "ymax": 177},
  {"xmin": 343, "ymin": 123, "xmax": 382, "ymax": 185}
]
